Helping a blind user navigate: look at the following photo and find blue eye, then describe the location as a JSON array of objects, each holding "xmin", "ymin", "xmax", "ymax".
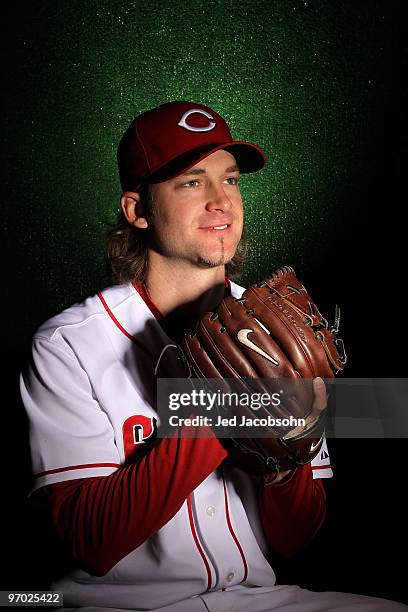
[
  {"xmin": 184, "ymin": 180, "xmax": 200, "ymax": 188},
  {"xmin": 225, "ymin": 176, "xmax": 239, "ymax": 185}
]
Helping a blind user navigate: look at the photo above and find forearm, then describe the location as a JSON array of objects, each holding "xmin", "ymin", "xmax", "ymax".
[
  {"xmin": 258, "ymin": 463, "xmax": 326, "ymax": 557},
  {"xmin": 40, "ymin": 427, "xmax": 227, "ymax": 576}
]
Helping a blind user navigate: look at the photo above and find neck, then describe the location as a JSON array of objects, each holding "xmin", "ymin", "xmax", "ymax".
[{"xmin": 144, "ymin": 253, "xmax": 227, "ymax": 336}]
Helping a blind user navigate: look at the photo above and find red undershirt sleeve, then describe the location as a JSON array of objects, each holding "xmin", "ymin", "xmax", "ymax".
[
  {"xmin": 258, "ymin": 464, "xmax": 327, "ymax": 558},
  {"xmin": 38, "ymin": 425, "xmax": 227, "ymax": 577}
]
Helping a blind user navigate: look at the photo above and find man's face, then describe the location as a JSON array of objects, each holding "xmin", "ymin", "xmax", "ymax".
[{"xmin": 147, "ymin": 149, "xmax": 243, "ymax": 269}]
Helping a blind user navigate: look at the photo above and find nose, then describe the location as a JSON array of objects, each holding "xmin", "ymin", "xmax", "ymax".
[{"xmin": 204, "ymin": 182, "xmax": 233, "ymax": 213}]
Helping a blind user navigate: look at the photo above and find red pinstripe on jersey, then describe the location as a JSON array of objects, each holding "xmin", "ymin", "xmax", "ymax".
[
  {"xmin": 221, "ymin": 473, "xmax": 248, "ymax": 582},
  {"xmin": 132, "ymin": 282, "xmax": 164, "ymax": 320},
  {"xmin": 97, "ymin": 291, "xmax": 136, "ymax": 341},
  {"xmin": 35, "ymin": 463, "xmax": 120, "ymax": 478},
  {"xmin": 186, "ymin": 496, "xmax": 213, "ymax": 590}
]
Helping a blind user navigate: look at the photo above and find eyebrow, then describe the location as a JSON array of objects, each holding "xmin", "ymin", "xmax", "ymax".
[{"xmin": 179, "ymin": 164, "xmax": 240, "ymax": 176}]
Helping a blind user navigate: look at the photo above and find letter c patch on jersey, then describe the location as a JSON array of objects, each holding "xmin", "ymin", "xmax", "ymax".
[{"xmin": 123, "ymin": 414, "xmax": 158, "ymax": 461}]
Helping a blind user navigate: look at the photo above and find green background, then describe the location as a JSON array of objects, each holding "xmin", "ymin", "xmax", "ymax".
[{"xmin": 4, "ymin": 0, "xmax": 397, "ymax": 352}]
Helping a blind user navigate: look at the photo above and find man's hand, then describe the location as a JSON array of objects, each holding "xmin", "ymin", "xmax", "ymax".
[{"xmin": 268, "ymin": 378, "xmax": 328, "ymax": 484}]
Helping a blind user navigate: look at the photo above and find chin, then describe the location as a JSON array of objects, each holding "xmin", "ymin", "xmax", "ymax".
[
  {"xmin": 194, "ymin": 238, "xmax": 239, "ymax": 269},
  {"xmin": 196, "ymin": 250, "xmax": 236, "ymax": 269},
  {"xmin": 196, "ymin": 257, "xmax": 226, "ymax": 269}
]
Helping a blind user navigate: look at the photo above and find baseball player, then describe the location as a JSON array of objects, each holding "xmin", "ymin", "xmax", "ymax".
[{"xmin": 20, "ymin": 101, "xmax": 407, "ymax": 611}]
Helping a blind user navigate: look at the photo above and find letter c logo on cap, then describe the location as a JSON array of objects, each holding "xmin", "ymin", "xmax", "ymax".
[{"xmin": 178, "ymin": 109, "xmax": 216, "ymax": 132}]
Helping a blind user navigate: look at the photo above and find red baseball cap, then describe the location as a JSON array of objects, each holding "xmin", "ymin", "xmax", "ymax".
[{"xmin": 118, "ymin": 101, "xmax": 266, "ymax": 192}]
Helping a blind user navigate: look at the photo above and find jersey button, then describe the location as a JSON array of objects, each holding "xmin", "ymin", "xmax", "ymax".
[
  {"xmin": 206, "ymin": 506, "xmax": 216, "ymax": 517},
  {"xmin": 227, "ymin": 572, "xmax": 235, "ymax": 582}
]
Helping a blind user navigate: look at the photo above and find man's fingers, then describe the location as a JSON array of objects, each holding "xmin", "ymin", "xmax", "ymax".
[
  {"xmin": 283, "ymin": 378, "xmax": 327, "ymax": 439},
  {"xmin": 311, "ymin": 377, "xmax": 328, "ymax": 414}
]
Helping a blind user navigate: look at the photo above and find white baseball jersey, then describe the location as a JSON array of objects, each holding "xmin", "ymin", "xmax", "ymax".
[{"xmin": 20, "ymin": 280, "xmax": 333, "ymax": 610}]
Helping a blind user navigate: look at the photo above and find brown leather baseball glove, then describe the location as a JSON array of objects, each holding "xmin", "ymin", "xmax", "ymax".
[{"xmin": 182, "ymin": 266, "xmax": 346, "ymax": 480}]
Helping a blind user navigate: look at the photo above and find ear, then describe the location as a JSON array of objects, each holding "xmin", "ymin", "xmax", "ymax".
[{"xmin": 120, "ymin": 191, "xmax": 149, "ymax": 229}]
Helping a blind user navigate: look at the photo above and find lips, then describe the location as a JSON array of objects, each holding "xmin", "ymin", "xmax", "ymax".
[
  {"xmin": 209, "ymin": 224, "xmax": 229, "ymax": 230},
  {"xmin": 199, "ymin": 224, "xmax": 232, "ymax": 235},
  {"xmin": 199, "ymin": 219, "xmax": 233, "ymax": 231}
]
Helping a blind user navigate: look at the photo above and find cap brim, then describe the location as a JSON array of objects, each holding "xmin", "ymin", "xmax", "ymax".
[{"xmin": 147, "ymin": 141, "xmax": 266, "ymax": 185}]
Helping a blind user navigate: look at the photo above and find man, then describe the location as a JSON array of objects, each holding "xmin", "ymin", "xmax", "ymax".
[{"xmin": 20, "ymin": 101, "xmax": 407, "ymax": 611}]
